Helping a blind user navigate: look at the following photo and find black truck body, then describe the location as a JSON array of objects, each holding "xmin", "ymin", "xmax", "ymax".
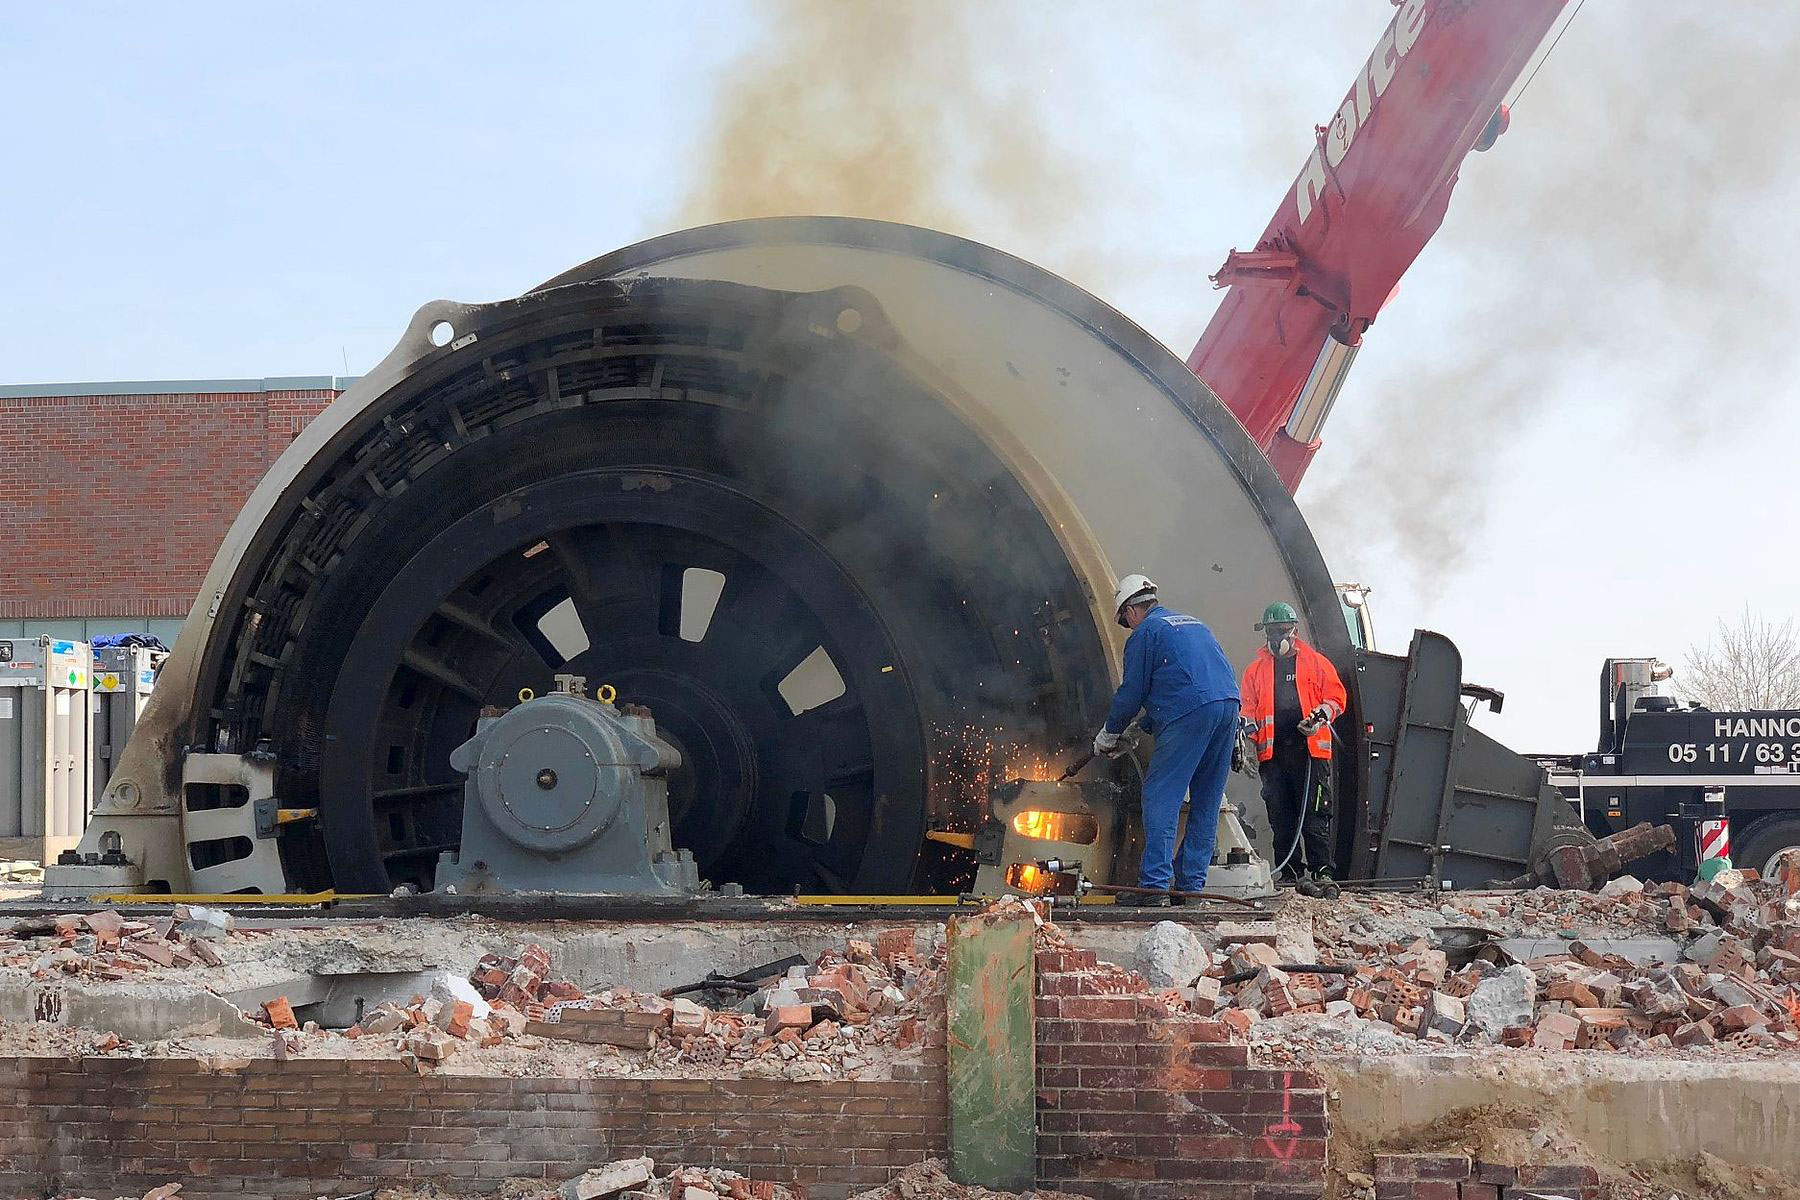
[{"xmin": 1538, "ymin": 659, "xmax": 1800, "ymax": 880}]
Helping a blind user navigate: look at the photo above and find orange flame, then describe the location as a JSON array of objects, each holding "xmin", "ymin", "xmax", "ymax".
[{"xmin": 1011, "ymin": 809, "xmax": 1099, "ymax": 844}]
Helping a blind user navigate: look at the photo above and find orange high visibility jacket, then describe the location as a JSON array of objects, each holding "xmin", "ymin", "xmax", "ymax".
[{"xmin": 1240, "ymin": 639, "xmax": 1347, "ymax": 762}]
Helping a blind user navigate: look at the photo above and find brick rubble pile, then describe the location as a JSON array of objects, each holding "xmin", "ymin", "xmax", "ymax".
[
  {"xmin": 1165, "ymin": 873, "xmax": 1800, "ymax": 1054},
  {"xmin": 11, "ymin": 906, "xmax": 231, "ymax": 981},
  {"xmin": 247, "ymin": 928, "xmax": 941, "ymax": 1077}
]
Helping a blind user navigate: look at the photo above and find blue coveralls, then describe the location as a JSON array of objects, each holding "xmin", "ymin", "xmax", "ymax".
[{"xmin": 1103, "ymin": 605, "xmax": 1241, "ymax": 891}]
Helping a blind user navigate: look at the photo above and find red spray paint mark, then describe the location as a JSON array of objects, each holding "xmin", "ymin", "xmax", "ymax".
[{"xmin": 1259, "ymin": 1070, "xmax": 1302, "ymax": 1160}]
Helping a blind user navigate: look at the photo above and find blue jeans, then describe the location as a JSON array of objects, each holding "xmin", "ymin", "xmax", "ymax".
[{"xmin": 1138, "ymin": 698, "xmax": 1240, "ymax": 891}]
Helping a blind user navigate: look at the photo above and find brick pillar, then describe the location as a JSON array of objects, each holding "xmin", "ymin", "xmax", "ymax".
[{"xmin": 1034, "ymin": 945, "xmax": 1327, "ymax": 1200}]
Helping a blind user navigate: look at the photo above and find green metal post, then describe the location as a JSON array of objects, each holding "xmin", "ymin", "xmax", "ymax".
[{"xmin": 946, "ymin": 909, "xmax": 1036, "ymax": 1188}]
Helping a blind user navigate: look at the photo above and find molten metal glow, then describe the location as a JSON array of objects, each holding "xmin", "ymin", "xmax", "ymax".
[
  {"xmin": 1005, "ymin": 862, "xmax": 1049, "ymax": 893},
  {"xmin": 1010, "ymin": 808, "xmax": 1099, "ymax": 844}
]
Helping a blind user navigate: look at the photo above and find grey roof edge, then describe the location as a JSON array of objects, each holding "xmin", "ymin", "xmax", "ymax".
[{"xmin": 0, "ymin": 375, "xmax": 360, "ymax": 398}]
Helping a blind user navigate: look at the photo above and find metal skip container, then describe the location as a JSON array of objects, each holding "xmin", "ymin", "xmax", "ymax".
[{"xmin": 0, "ymin": 637, "xmax": 94, "ymax": 861}]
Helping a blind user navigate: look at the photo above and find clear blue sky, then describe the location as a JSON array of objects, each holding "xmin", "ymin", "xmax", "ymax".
[{"xmin": 4, "ymin": 2, "xmax": 1797, "ymax": 750}]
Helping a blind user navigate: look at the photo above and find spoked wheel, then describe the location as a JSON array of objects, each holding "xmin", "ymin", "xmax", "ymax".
[{"xmin": 205, "ymin": 281, "xmax": 1109, "ymax": 895}]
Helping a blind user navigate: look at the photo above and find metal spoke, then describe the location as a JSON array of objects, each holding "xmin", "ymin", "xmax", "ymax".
[
  {"xmin": 399, "ymin": 648, "xmax": 485, "ymax": 701},
  {"xmin": 704, "ymin": 567, "xmax": 824, "ymax": 689},
  {"xmin": 546, "ymin": 526, "xmax": 660, "ymax": 643}
]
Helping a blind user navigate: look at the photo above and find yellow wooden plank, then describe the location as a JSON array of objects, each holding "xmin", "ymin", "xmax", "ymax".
[
  {"xmin": 86, "ymin": 890, "xmax": 374, "ymax": 905},
  {"xmin": 790, "ymin": 894, "xmax": 967, "ymax": 906}
]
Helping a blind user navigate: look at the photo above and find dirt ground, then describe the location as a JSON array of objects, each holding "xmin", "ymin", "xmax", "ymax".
[{"xmin": 1329, "ymin": 1103, "xmax": 1793, "ymax": 1200}]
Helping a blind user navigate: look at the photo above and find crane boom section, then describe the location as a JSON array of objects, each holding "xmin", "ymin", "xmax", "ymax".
[{"xmin": 1187, "ymin": 0, "xmax": 1565, "ymax": 490}]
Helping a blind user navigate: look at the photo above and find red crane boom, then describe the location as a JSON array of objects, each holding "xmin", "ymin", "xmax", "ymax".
[{"xmin": 1187, "ymin": 0, "xmax": 1567, "ymax": 491}]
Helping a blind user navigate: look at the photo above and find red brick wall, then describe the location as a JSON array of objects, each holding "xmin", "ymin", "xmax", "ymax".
[
  {"xmin": 1035, "ymin": 945, "xmax": 1328, "ymax": 1200},
  {"xmin": 1371, "ymin": 1153, "xmax": 1600, "ymax": 1200},
  {"xmin": 0, "ymin": 387, "xmax": 337, "ymax": 619},
  {"xmin": 0, "ymin": 1057, "xmax": 946, "ymax": 1200}
]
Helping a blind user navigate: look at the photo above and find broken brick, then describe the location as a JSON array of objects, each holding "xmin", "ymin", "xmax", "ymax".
[
  {"xmin": 262, "ymin": 997, "xmax": 298, "ymax": 1031},
  {"xmin": 83, "ymin": 910, "xmax": 125, "ymax": 939},
  {"xmin": 1546, "ymin": 979, "xmax": 1600, "ymax": 1008},
  {"xmin": 764, "ymin": 1005, "xmax": 813, "ymax": 1036},
  {"xmin": 436, "ymin": 999, "xmax": 474, "ymax": 1039},
  {"xmin": 1220, "ymin": 1007, "xmax": 1258, "ymax": 1034},
  {"xmin": 405, "ymin": 1027, "xmax": 457, "ymax": 1062},
  {"xmin": 1717, "ymin": 1004, "xmax": 1766, "ymax": 1033},
  {"xmin": 1228, "ymin": 942, "xmax": 1283, "ymax": 974},
  {"xmin": 128, "ymin": 940, "xmax": 175, "ymax": 968},
  {"xmin": 875, "ymin": 928, "xmax": 916, "ymax": 967},
  {"xmin": 1530, "ymin": 1011, "xmax": 1580, "ymax": 1050}
]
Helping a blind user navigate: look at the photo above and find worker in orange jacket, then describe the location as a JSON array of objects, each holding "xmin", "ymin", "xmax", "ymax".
[{"xmin": 1240, "ymin": 602, "xmax": 1347, "ymax": 895}]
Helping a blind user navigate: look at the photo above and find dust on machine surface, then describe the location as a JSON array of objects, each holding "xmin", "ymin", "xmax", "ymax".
[{"xmin": 46, "ymin": 218, "xmax": 1627, "ymax": 903}]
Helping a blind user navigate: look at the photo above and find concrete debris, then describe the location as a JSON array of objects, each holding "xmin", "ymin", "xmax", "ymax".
[
  {"xmin": 429, "ymin": 970, "xmax": 492, "ymax": 1020},
  {"xmin": 550, "ymin": 1157, "xmax": 801, "ymax": 1200},
  {"xmin": 1151, "ymin": 874, "xmax": 1800, "ymax": 1058},
  {"xmin": 225, "ymin": 931, "xmax": 941, "ymax": 1078},
  {"xmin": 1, "ymin": 909, "xmax": 229, "ymax": 982},
  {"xmin": 172, "ymin": 905, "xmax": 233, "ymax": 940},
  {"xmin": 555, "ymin": 1157, "xmax": 655, "ymax": 1200},
  {"xmin": 846, "ymin": 1158, "xmax": 1087, "ymax": 1200},
  {"xmin": 1465, "ymin": 964, "xmax": 1536, "ymax": 1037},
  {"xmin": 1131, "ymin": 920, "xmax": 1207, "ymax": 989}
]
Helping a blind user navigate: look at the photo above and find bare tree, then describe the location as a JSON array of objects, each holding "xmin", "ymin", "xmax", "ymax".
[{"xmin": 1680, "ymin": 609, "xmax": 1800, "ymax": 711}]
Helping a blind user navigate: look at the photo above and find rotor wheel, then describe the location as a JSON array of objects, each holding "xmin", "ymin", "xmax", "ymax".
[{"xmin": 194, "ymin": 282, "xmax": 1108, "ymax": 894}]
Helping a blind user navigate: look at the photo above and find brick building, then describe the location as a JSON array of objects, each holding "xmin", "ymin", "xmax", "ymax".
[{"xmin": 0, "ymin": 377, "xmax": 351, "ymax": 643}]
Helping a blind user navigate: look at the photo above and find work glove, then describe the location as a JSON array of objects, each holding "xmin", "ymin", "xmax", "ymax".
[
  {"xmin": 1093, "ymin": 728, "xmax": 1124, "ymax": 757},
  {"xmin": 1298, "ymin": 703, "xmax": 1335, "ymax": 735}
]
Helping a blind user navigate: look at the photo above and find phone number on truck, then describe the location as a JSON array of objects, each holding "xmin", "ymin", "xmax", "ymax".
[{"xmin": 1666, "ymin": 741, "xmax": 1800, "ymax": 768}]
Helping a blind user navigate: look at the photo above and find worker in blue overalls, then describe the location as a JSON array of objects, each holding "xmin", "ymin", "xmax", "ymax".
[{"xmin": 1093, "ymin": 574, "xmax": 1242, "ymax": 906}]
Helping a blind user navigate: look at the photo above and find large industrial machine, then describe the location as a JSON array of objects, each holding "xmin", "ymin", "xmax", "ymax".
[
  {"xmin": 43, "ymin": 218, "xmax": 1608, "ymax": 900},
  {"xmin": 43, "ymin": 2, "xmax": 1623, "ymax": 901}
]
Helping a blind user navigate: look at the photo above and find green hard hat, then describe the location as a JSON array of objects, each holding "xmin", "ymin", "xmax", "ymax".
[{"xmin": 1255, "ymin": 601, "xmax": 1299, "ymax": 630}]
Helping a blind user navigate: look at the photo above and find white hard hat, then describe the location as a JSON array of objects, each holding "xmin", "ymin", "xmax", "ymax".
[{"xmin": 1112, "ymin": 573, "xmax": 1157, "ymax": 624}]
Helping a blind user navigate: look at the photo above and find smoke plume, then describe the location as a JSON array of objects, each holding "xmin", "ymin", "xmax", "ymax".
[
  {"xmin": 1304, "ymin": 4, "xmax": 1800, "ymax": 583},
  {"xmin": 677, "ymin": 0, "xmax": 1109, "ymax": 287},
  {"xmin": 681, "ymin": 3, "xmax": 1800, "ymax": 593}
]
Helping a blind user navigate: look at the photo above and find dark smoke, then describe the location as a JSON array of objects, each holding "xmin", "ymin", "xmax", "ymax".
[{"xmin": 1304, "ymin": 4, "xmax": 1800, "ymax": 583}]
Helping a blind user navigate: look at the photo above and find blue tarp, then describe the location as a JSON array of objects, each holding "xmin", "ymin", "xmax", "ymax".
[{"xmin": 90, "ymin": 633, "xmax": 170, "ymax": 652}]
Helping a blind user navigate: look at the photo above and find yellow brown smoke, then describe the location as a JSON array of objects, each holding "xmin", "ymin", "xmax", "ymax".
[{"xmin": 679, "ymin": 0, "xmax": 1087, "ymax": 243}]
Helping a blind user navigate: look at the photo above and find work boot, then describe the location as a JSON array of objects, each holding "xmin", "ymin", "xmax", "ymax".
[
  {"xmin": 1311, "ymin": 867, "xmax": 1341, "ymax": 900},
  {"xmin": 1292, "ymin": 875, "xmax": 1326, "ymax": 898},
  {"xmin": 1117, "ymin": 890, "xmax": 1171, "ymax": 908}
]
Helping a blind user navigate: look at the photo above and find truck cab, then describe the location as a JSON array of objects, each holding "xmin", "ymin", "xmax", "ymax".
[{"xmin": 1559, "ymin": 657, "xmax": 1800, "ymax": 881}]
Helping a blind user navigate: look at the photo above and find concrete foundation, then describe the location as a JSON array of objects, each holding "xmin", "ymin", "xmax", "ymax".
[
  {"xmin": 0, "ymin": 979, "xmax": 265, "ymax": 1041},
  {"xmin": 1323, "ymin": 1053, "xmax": 1799, "ymax": 1173}
]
